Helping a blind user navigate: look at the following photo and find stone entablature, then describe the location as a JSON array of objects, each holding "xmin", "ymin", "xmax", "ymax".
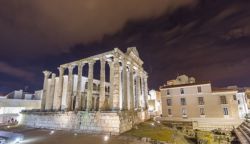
[{"xmin": 41, "ymin": 47, "xmax": 149, "ymax": 112}]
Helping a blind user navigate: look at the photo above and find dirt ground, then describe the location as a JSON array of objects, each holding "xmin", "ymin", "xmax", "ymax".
[{"xmin": 0, "ymin": 126, "xmax": 147, "ymax": 144}]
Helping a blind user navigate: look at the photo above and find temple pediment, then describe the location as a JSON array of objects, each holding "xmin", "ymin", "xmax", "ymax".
[{"xmin": 126, "ymin": 47, "xmax": 140, "ymax": 57}]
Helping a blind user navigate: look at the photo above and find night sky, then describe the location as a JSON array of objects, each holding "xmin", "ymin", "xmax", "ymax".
[{"xmin": 0, "ymin": 0, "xmax": 250, "ymax": 94}]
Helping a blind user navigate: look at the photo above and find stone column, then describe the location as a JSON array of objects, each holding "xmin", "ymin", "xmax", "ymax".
[
  {"xmin": 144, "ymin": 74, "xmax": 149, "ymax": 109},
  {"xmin": 112, "ymin": 52, "xmax": 120, "ymax": 110},
  {"xmin": 94, "ymin": 96, "xmax": 97, "ymax": 111},
  {"xmin": 129, "ymin": 65, "xmax": 135, "ymax": 111},
  {"xmin": 66, "ymin": 65, "xmax": 75, "ymax": 111},
  {"xmin": 56, "ymin": 67, "xmax": 64, "ymax": 110},
  {"xmin": 108, "ymin": 61, "xmax": 114, "ymax": 109},
  {"xmin": 136, "ymin": 73, "xmax": 142, "ymax": 109},
  {"xmin": 86, "ymin": 61, "xmax": 95, "ymax": 111},
  {"xmin": 140, "ymin": 73, "xmax": 145, "ymax": 109},
  {"xmin": 75, "ymin": 63, "xmax": 84, "ymax": 111},
  {"xmin": 46, "ymin": 73, "xmax": 56, "ymax": 110},
  {"xmin": 122, "ymin": 59, "xmax": 128, "ymax": 110},
  {"xmin": 99, "ymin": 57, "xmax": 106, "ymax": 111},
  {"xmin": 41, "ymin": 71, "xmax": 51, "ymax": 111}
]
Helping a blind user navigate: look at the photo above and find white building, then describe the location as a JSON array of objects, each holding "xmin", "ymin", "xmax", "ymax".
[
  {"xmin": 148, "ymin": 90, "xmax": 162, "ymax": 116},
  {"xmin": 0, "ymin": 90, "xmax": 41, "ymax": 124},
  {"xmin": 160, "ymin": 75, "xmax": 249, "ymax": 130}
]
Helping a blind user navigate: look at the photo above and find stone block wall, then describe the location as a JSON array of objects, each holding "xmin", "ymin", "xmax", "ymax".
[{"xmin": 20, "ymin": 110, "xmax": 149, "ymax": 135}]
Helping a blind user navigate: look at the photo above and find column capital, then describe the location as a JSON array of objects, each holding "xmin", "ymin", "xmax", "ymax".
[
  {"xmin": 88, "ymin": 60, "xmax": 96, "ymax": 66},
  {"xmin": 51, "ymin": 73, "xmax": 56, "ymax": 77},
  {"xmin": 78, "ymin": 62, "xmax": 85, "ymax": 68},
  {"xmin": 67, "ymin": 65, "xmax": 75, "ymax": 73},
  {"xmin": 43, "ymin": 70, "xmax": 52, "ymax": 78},
  {"xmin": 57, "ymin": 67, "xmax": 65, "ymax": 73}
]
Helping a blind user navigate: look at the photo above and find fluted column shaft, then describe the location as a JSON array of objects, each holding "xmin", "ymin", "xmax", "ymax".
[
  {"xmin": 66, "ymin": 65, "xmax": 74, "ymax": 111},
  {"xmin": 41, "ymin": 71, "xmax": 51, "ymax": 110},
  {"xmin": 86, "ymin": 61, "xmax": 95, "ymax": 111},
  {"xmin": 108, "ymin": 61, "xmax": 114, "ymax": 109},
  {"xmin": 75, "ymin": 63, "xmax": 84, "ymax": 111},
  {"xmin": 136, "ymin": 73, "xmax": 142, "ymax": 108},
  {"xmin": 99, "ymin": 58, "xmax": 106, "ymax": 111},
  {"xmin": 144, "ymin": 75, "xmax": 149, "ymax": 109},
  {"xmin": 140, "ymin": 73, "xmax": 145, "ymax": 109},
  {"xmin": 112, "ymin": 53, "xmax": 120, "ymax": 110},
  {"xmin": 46, "ymin": 73, "xmax": 56, "ymax": 110},
  {"xmin": 56, "ymin": 67, "xmax": 64, "ymax": 110},
  {"xmin": 122, "ymin": 60, "xmax": 128, "ymax": 110},
  {"xmin": 129, "ymin": 65, "xmax": 135, "ymax": 111}
]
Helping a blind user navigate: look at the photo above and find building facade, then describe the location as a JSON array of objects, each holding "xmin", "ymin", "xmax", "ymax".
[
  {"xmin": 0, "ymin": 90, "xmax": 41, "ymax": 124},
  {"xmin": 160, "ymin": 75, "xmax": 248, "ymax": 130}
]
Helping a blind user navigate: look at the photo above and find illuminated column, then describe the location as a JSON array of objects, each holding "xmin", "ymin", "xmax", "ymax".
[
  {"xmin": 41, "ymin": 71, "xmax": 51, "ymax": 111},
  {"xmin": 56, "ymin": 67, "xmax": 64, "ymax": 110},
  {"xmin": 136, "ymin": 73, "xmax": 142, "ymax": 109},
  {"xmin": 86, "ymin": 61, "xmax": 95, "ymax": 111},
  {"xmin": 99, "ymin": 57, "xmax": 106, "ymax": 111},
  {"xmin": 112, "ymin": 52, "xmax": 120, "ymax": 110},
  {"xmin": 140, "ymin": 72, "xmax": 145, "ymax": 109},
  {"xmin": 129, "ymin": 65, "xmax": 135, "ymax": 111},
  {"xmin": 144, "ymin": 74, "xmax": 149, "ymax": 109},
  {"xmin": 66, "ymin": 65, "xmax": 75, "ymax": 111},
  {"xmin": 108, "ymin": 61, "xmax": 114, "ymax": 109},
  {"xmin": 75, "ymin": 62, "xmax": 84, "ymax": 111},
  {"xmin": 46, "ymin": 73, "xmax": 56, "ymax": 110},
  {"xmin": 122, "ymin": 59, "xmax": 128, "ymax": 110}
]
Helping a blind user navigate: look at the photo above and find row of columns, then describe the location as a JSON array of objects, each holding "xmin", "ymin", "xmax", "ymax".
[{"xmin": 41, "ymin": 52, "xmax": 148, "ymax": 112}]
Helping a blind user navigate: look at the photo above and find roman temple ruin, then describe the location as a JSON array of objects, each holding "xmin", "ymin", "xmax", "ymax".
[{"xmin": 20, "ymin": 47, "xmax": 150, "ymax": 134}]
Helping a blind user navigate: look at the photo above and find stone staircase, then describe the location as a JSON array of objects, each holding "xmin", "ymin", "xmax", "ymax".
[{"xmin": 234, "ymin": 121, "xmax": 250, "ymax": 143}]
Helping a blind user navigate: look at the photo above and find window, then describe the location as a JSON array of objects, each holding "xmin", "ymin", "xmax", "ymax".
[
  {"xmin": 223, "ymin": 107, "xmax": 229, "ymax": 115},
  {"xmin": 167, "ymin": 99, "xmax": 172, "ymax": 106},
  {"xmin": 200, "ymin": 108, "xmax": 205, "ymax": 115},
  {"xmin": 182, "ymin": 108, "xmax": 187, "ymax": 115},
  {"xmin": 180, "ymin": 98, "xmax": 186, "ymax": 105},
  {"xmin": 180, "ymin": 88, "xmax": 184, "ymax": 94},
  {"xmin": 168, "ymin": 109, "xmax": 172, "ymax": 115},
  {"xmin": 233, "ymin": 95, "xmax": 237, "ymax": 100},
  {"xmin": 198, "ymin": 97, "xmax": 204, "ymax": 105},
  {"xmin": 238, "ymin": 100, "xmax": 241, "ymax": 104},
  {"xmin": 167, "ymin": 89, "xmax": 170, "ymax": 95},
  {"xmin": 197, "ymin": 86, "xmax": 202, "ymax": 93},
  {"xmin": 220, "ymin": 96, "xmax": 227, "ymax": 104}
]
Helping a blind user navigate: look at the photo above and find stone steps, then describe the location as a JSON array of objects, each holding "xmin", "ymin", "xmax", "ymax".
[{"xmin": 234, "ymin": 121, "xmax": 250, "ymax": 144}]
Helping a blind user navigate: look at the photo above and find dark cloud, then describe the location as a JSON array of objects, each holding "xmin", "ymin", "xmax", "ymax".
[
  {"xmin": 0, "ymin": 0, "xmax": 196, "ymax": 58},
  {"xmin": 0, "ymin": 0, "xmax": 250, "ymax": 93},
  {"xmin": 0, "ymin": 62, "xmax": 35, "ymax": 82}
]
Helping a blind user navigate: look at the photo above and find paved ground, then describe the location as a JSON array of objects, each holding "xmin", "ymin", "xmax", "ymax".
[{"xmin": 0, "ymin": 126, "xmax": 146, "ymax": 144}]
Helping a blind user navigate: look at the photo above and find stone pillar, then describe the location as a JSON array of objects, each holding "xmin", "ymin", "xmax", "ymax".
[
  {"xmin": 94, "ymin": 96, "xmax": 97, "ymax": 111},
  {"xmin": 86, "ymin": 61, "xmax": 95, "ymax": 111},
  {"xmin": 129, "ymin": 65, "xmax": 135, "ymax": 111},
  {"xmin": 112, "ymin": 52, "xmax": 120, "ymax": 110},
  {"xmin": 41, "ymin": 71, "xmax": 51, "ymax": 111},
  {"xmin": 136, "ymin": 73, "xmax": 142, "ymax": 109},
  {"xmin": 122, "ymin": 59, "xmax": 128, "ymax": 110},
  {"xmin": 140, "ymin": 73, "xmax": 145, "ymax": 109},
  {"xmin": 144, "ymin": 74, "xmax": 149, "ymax": 109},
  {"xmin": 75, "ymin": 63, "xmax": 84, "ymax": 111},
  {"xmin": 66, "ymin": 65, "xmax": 75, "ymax": 111},
  {"xmin": 99, "ymin": 57, "xmax": 106, "ymax": 111},
  {"xmin": 55, "ymin": 67, "xmax": 64, "ymax": 110},
  {"xmin": 108, "ymin": 61, "xmax": 114, "ymax": 109},
  {"xmin": 46, "ymin": 73, "xmax": 56, "ymax": 110}
]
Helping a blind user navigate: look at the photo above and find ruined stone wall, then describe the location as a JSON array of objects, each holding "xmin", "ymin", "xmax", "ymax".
[{"xmin": 20, "ymin": 110, "xmax": 149, "ymax": 135}]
